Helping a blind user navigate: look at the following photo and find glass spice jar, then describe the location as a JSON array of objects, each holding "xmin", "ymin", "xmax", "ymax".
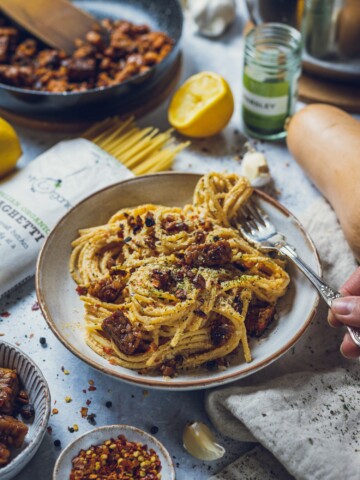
[{"xmin": 242, "ymin": 23, "xmax": 302, "ymax": 140}]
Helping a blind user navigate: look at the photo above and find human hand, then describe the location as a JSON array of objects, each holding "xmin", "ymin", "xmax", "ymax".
[{"xmin": 328, "ymin": 267, "xmax": 360, "ymax": 359}]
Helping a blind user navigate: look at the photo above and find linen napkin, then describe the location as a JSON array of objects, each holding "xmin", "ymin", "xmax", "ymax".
[{"xmin": 206, "ymin": 197, "xmax": 360, "ymax": 480}]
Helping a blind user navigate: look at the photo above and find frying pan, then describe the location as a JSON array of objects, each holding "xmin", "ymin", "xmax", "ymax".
[{"xmin": 0, "ymin": 0, "xmax": 183, "ymax": 121}]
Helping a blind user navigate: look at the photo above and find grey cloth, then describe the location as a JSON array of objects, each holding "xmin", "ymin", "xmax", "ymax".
[{"xmin": 206, "ymin": 198, "xmax": 360, "ymax": 480}]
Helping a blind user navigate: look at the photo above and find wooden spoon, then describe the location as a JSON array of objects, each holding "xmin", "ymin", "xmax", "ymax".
[{"xmin": 0, "ymin": 0, "xmax": 105, "ymax": 54}]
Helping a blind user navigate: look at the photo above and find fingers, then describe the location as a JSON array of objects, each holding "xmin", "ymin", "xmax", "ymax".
[
  {"xmin": 340, "ymin": 267, "xmax": 360, "ymax": 297},
  {"xmin": 327, "ymin": 268, "xmax": 360, "ymax": 357},
  {"xmin": 327, "ymin": 295, "xmax": 359, "ymax": 328},
  {"xmin": 340, "ymin": 333, "xmax": 360, "ymax": 359},
  {"xmin": 327, "ymin": 267, "xmax": 360, "ymax": 327},
  {"xmin": 327, "ymin": 309, "xmax": 342, "ymax": 328},
  {"xmin": 331, "ymin": 297, "xmax": 360, "ymax": 327}
]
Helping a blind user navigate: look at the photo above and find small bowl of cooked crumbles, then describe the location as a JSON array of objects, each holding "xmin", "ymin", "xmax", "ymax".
[
  {"xmin": 53, "ymin": 424, "xmax": 175, "ymax": 480},
  {"xmin": 0, "ymin": 341, "xmax": 51, "ymax": 480}
]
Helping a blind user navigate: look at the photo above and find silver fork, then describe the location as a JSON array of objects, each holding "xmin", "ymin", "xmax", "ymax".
[{"xmin": 234, "ymin": 197, "xmax": 360, "ymax": 347}]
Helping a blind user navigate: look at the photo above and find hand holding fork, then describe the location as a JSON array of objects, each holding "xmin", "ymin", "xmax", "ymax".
[{"xmin": 234, "ymin": 197, "xmax": 360, "ymax": 354}]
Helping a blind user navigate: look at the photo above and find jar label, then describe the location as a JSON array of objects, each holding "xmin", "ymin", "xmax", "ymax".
[
  {"xmin": 242, "ymin": 72, "xmax": 290, "ymax": 132},
  {"xmin": 243, "ymin": 86, "xmax": 288, "ymax": 116}
]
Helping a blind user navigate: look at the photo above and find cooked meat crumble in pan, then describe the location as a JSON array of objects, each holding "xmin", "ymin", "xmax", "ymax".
[{"xmin": 0, "ymin": 15, "xmax": 173, "ymax": 92}]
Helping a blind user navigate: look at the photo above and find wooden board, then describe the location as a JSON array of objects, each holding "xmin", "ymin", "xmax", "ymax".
[
  {"xmin": 0, "ymin": 55, "xmax": 182, "ymax": 133},
  {"xmin": 298, "ymin": 74, "xmax": 360, "ymax": 113}
]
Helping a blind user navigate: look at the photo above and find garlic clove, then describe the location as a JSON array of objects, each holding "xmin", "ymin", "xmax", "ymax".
[
  {"xmin": 189, "ymin": 0, "xmax": 236, "ymax": 38},
  {"xmin": 240, "ymin": 150, "xmax": 271, "ymax": 187},
  {"xmin": 183, "ymin": 421, "xmax": 225, "ymax": 461},
  {"xmin": 200, "ymin": 17, "xmax": 227, "ymax": 37}
]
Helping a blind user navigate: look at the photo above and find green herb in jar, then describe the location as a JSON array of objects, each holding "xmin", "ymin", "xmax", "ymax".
[{"xmin": 242, "ymin": 23, "xmax": 302, "ymax": 140}]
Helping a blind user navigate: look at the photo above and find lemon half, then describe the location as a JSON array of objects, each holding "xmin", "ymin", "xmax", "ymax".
[
  {"xmin": 0, "ymin": 118, "xmax": 22, "ymax": 178},
  {"xmin": 168, "ymin": 72, "xmax": 234, "ymax": 138}
]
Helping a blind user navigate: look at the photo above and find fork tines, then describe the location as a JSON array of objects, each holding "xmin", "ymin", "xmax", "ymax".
[
  {"xmin": 234, "ymin": 195, "xmax": 277, "ymax": 244},
  {"xmin": 239, "ymin": 197, "xmax": 269, "ymax": 227}
]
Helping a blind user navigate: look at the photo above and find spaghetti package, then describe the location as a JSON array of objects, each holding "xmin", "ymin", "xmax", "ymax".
[{"xmin": 0, "ymin": 139, "xmax": 133, "ymax": 297}]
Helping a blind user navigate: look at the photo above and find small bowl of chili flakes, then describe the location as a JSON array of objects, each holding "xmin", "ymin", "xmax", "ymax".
[{"xmin": 53, "ymin": 424, "xmax": 175, "ymax": 480}]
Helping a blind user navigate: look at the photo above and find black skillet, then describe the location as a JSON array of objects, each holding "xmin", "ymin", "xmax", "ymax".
[{"xmin": 0, "ymin": 0, "xmax": 183, "ymax": 121}]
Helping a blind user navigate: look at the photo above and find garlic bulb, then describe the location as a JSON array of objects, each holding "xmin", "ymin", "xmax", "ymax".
[
  {"xmin": 188, "ymin": 0, "xmax": 236, "ymax": 37},
  {"xmin": 240, "ymin": 150, "xmax": 271, "ymax": 187},
  {"xmin": 183, "ymin": 421, "xmax": 225, "ymax": 461}
]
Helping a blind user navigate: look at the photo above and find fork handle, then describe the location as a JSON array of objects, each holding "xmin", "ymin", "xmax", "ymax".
[{"xmin": 279, "ymin": 244, "xmax": 360, "ymax": 348}]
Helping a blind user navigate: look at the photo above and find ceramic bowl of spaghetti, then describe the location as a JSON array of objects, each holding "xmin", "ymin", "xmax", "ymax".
[{"xmin": 36, "ymin": 172, "xmax": 320, "ymax": 390}]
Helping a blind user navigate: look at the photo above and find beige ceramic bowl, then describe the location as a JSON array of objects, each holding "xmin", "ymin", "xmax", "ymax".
[
  {"xmin": 53, "ymin": 424, "xmax": 175, "ymax": 479},
  {"xmin": 36, "ymin": 173, "xmax": 320, "ymax": 390}
]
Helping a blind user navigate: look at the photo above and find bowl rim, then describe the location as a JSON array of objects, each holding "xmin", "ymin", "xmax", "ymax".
[
  {"xmin": 0, "ymin": 0, "xmax": 183, "ymax": 98},
  {"xmin": 52, "ymin": 424, "xmax": 175, "ymax": 480},
  {"xmin": 0, "ymin": 340, "xmax": 51, "ymax": 475},
  {"xmin": 36, "ymin": 172, "xmax": 321, "ymax": 390}
]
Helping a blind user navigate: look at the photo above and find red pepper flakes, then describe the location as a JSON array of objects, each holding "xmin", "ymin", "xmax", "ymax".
[
  {"xmin": 0, "ymin": 312, "xmax": 10, "ymax": 318},
  {"xmin": 80, "ymin": 407, "xmax": 89, "ymax": 418},
  {"xmin": 86, "ymin": 400, "xmax": 91, "ymax": 406},
  {"xmin": 31, "ymin": 302, "xmax": 40, "ymax": 311},
  {"xmin": 88, "ymin": 381, "xmax": 96, "ymax": 392},
  {"xmin": 76, "ymin": 285, "xmax": 88, "ymax": 296},
  {"xmin": 86, "ymin": 413, "xmax": 96, "ymax": 425},
  {"xmin": 68, "ymin": 425, "xmax": 79, "ymax": 433},
  {"xmin": 103, "ymin": 346, "xmax": 114, "ymax": 355},
  {"xmin": 70, "ymin": 434, "xmax": 162, "ymax": 480}
]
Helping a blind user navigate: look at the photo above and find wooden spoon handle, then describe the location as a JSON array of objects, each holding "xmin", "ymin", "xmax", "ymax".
[{"xmin": 0, "ymin": 0, "xmax": 103, "ymax": 53}]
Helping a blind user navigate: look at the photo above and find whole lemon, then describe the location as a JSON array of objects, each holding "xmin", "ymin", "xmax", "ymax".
[
  {"xmin": 0, "ymin": 118, "xmax": 22, "ymax": 178},
  {"xmin": 168, "ymin": 71, "xmax": 234, "ymax": 138}
]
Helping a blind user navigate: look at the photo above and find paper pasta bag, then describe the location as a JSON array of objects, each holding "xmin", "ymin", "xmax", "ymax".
[{"xmin": 0, "ymin": 138, "xmax": 133, "ymax": 297}]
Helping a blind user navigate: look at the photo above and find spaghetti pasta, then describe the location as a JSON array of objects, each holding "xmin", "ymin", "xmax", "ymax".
[
  {"xmin": 70, "ymin": 173, "xmax": 290, "ymax": 375},
  {"xmin": 83, "ymin": 116, "xmax": 190, "ymax": 174}
]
